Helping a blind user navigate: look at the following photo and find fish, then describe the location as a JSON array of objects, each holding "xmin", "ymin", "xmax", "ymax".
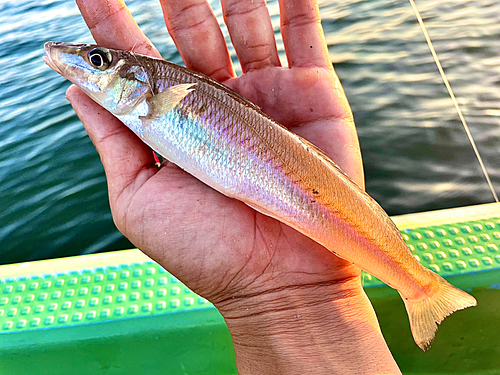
[{"xmin": 43, "ymin": 41, "xmax": 476, "ymax": 350}]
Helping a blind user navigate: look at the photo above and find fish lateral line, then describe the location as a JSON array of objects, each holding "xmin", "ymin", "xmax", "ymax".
[{"xmin": 43, "ymin": 42, "xmax": 478, "ymax": 351}]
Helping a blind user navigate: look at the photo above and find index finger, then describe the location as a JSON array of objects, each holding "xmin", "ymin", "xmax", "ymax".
[
  {"xmin": 279, "ymin": 0, "xmax": 331, "ymax": 68},
  {"xmin": 76, "ymin": 0, "xmax": 161, "ymax": 58}
]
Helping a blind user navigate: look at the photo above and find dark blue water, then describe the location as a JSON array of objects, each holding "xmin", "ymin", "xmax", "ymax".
[{"xmin": 1, "ymin": 0, "xmax": 499, "ymax": 265}]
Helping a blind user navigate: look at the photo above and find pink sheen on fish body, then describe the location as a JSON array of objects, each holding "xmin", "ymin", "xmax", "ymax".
[{"xmin": 44, "ymin": 42, "xmax": 477, "ymax": 350}]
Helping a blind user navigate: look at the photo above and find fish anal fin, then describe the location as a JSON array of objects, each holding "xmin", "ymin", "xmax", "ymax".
[
  {"xmin": 400, "ymin": 274, "xmax": 477, "ymax": 350},
  {"xmin": 244, "ymin": 201, "xmax": 281, "ymax": 222},
  {"xmin": 140, "ymin": 83, "xmax": 197, "ymax": 121}
]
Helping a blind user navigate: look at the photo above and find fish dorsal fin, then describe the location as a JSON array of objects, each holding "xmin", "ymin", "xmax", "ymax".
[
  {"xmin": 297, "ymin": 137, "xmax": 347, "ymax": 178},
  {"xmin": 299, "ymin": 136, "xmax": 402, "ymax": 234},
  {"xmin": 140, "ymin": 83, "xmax": 197, "ymax": 121},
  {"xmin": 298, "ymin": 136, "xmax": 365, "ymax": 192}
]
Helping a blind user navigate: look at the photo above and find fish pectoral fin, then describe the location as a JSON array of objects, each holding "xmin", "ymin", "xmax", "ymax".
[{"xmin": 139, "ymin": 83, "xmax": 197, "ymax": 121}]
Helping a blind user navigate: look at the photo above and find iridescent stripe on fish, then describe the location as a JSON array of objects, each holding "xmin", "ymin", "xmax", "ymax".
[{"xmin": 44, "ymin": 42, "xmax": 476, "ymax": 350}]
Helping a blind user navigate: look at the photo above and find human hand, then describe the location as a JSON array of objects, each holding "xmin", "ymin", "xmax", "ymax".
[{"xmin": 67, "ymin": 0, "xmax": 400, "ymax": 373}]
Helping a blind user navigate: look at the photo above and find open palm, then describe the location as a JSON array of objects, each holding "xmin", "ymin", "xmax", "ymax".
[
  {"xmin": 69, "ymin": 0, "xmax": 365, "ymax": 311},
  {"xmin": 68, "ymin": 1, "xmax": 404, "ymax": 371}
]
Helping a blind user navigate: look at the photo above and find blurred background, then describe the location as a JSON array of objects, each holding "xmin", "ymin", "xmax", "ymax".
[{"xmin": 0, "ymin": 0, "xmax": 499, "ymax": 265}]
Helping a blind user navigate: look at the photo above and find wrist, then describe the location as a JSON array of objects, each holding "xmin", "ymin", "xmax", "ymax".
[{"xmin": 215, "ymin": 277, "xmax": 401, "ymax": 375}]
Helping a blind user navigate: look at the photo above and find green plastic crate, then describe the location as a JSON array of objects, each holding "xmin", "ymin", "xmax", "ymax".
[{"xmin": 1, "ymin": 203, "xmax": 499, "ymax": 374}]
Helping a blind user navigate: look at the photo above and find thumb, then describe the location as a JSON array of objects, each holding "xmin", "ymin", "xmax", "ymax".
[{"xmin": 66, "ymin": 85, "xmax": 157, "ymax": 210}]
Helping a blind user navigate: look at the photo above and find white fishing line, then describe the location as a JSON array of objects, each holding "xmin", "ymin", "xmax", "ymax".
[{"xmin": 408, "ymin": 0, "xmax": 499, "ymax": 203}]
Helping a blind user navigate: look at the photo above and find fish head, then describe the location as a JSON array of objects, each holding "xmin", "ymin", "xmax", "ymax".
[{"xmin": 44, "ymin": 42, "xmax": 150, "ymax": 115}]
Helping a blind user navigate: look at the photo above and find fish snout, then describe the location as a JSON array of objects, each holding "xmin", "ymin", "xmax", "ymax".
[
  {"xmin": 43, "ymin": 42, "xmax": 67, "ymax": 75},
  {"xmin": 43, "ymin": 42, "xmax": 94, "ymax": 77}
]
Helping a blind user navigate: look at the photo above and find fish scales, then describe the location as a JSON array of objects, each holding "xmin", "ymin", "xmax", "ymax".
[
  {"xmin": 142, "ymin": 61, "xmax": 321, "ymax": 222},
  {"xmin": 44, "ymin": 42, "xmax": 476, "ymax": 350},
  {"xmin": 143, "ymin": 63, "xmax": 417, "ymax": 290}
]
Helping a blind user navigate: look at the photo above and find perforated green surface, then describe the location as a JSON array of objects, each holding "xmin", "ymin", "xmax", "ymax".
[
  {"xmin": 363, "ymin": 215, "xmax": 500, "ymax": 287},
  {"xmin": 1, "ymin": 217, "xmax": 499, "ymax": 334},
  {"xmin": 1, "ymin": 203, "xmax": 500, "ymax": 374},
  {"xmin": 0, "ymin": 260, "xmax": 211, "ymax": 333}
]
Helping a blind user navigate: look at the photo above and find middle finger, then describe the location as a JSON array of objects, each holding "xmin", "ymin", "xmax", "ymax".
[
  {"xmin": 160, "ymin": 0, "xmax": 235, "ymax": 82},
  {"xmin": 222, "ymin": 0, "xmax": 281, "ymax": 72}
]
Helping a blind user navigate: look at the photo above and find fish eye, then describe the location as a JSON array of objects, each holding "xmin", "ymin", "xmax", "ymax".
[{"xmin": 88, "ymin": 48, "xmax": 112, "ymax": 70}]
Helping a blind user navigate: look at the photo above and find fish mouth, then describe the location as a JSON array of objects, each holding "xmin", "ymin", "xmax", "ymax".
[{"xmin": 43, "ymin": 42, "xmax": 64, "ymax": 75}]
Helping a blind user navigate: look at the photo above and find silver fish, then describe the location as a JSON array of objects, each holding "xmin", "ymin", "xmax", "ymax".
[{"xmin": 44, "ymin": 42, "xmax": 476, "ymax": 349}]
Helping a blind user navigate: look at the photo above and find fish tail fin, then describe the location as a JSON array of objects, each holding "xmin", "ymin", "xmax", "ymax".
[{"xmin": 400, "ymin": 274, "xmax": 477, "ymax": 351}]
